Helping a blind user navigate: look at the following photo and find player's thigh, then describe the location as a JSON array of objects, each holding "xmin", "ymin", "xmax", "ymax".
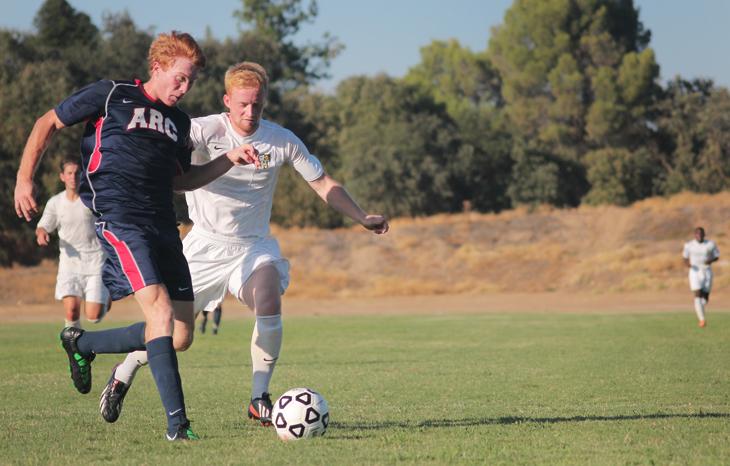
[
  {"xmin": 230, "ymin": 237, "xmax": 290, "ymax": 313},
  {"xmin": 184, "ymin": 230, "xmax": 237, "ymax": 317},
  {"xmin": 688, "ymin": 269, "xmax": 704, "ymax": 292},
  {"xmin": 55, "ymin": 272, "xmax": 84, "ymax": 303},
  {"xmin": 83, "ymin": 274, "xmax": 111, "ymax": 319},
  {"xmin": 97, "ymin": 222, "xmax": 171, "ymax": 300},
  {"xmin": 703, "ymin": 270, "xmax": 713, "ymax": 293}
]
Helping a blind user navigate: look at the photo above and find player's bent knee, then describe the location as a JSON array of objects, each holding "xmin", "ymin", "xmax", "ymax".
[{"xmin": 173, "ymin": 332, "xmax": 194, "ymax": 352}]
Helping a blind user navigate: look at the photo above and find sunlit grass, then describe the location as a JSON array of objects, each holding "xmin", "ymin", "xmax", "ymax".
[{"xmin": 1, "ymin": 312, "xmax": 730, "ymax": 464}]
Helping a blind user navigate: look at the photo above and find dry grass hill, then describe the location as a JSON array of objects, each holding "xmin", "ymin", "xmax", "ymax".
[{"xmin": 1, "ymin": 192, "xmax": 728, "ymax": 305}]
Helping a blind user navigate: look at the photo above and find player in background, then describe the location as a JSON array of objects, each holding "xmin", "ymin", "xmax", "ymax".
[
  {"xmin": 14, "ymin": 32, "xmax": 258, "ymax": 441},
  {"xmin": 36, "ymin": 157, "xmax": 111, "ymax": 329},
  {"xmin": 99, "ymin": 61, "xmax": 389, "ymax": 427},
  {"xmin": 199, "ymin": 304, "xmax": 223, "ymax": 335},
  {"xmin": 682, "ymin": 226, "xmax": 720, "ymax": 328}
]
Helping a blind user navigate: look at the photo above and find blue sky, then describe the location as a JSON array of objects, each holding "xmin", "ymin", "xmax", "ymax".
[{"xmin": 2, "ymin": 0, "xmax": 728, "ymax": 91}]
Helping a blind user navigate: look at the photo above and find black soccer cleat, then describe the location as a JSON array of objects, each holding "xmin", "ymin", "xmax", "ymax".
[
  {"xmin": 166, "ymin": 422, "xmax": 200, "ymax": 441},
  {"xmin": 59, "ymin": 327, "xmax": 95, "ymax": 394},
  {"xmin": 247, "ymin": 392, "xmax": 273, "ymax": 426},
  {"xmin": 99, "ymin": 365, "xmax": 130, "ymax": 423}
]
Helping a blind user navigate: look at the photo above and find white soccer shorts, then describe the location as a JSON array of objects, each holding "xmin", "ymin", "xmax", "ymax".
[
  {"xmin": 183, "ymin": 228, "xmax": 290, "ymax": 315},
  {"xmin": 688, "ymin": 266, "xmax": 713, "ymax": 292},
  {"xmin": 55, "ymin": 272, "xmax": 110, "ymax": 306}
]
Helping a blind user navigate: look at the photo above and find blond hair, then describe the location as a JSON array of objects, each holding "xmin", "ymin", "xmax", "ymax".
[
  {"xmin": 147, "ymin": 31, "xmax": 206, "ymax": 73},
  {"xmin": 224, "ymin": 62, "xmax": 269, "ymax": 95}
]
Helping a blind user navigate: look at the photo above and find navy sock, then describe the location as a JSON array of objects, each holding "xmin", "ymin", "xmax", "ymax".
[
  {"xmin": 77, "ymin": 322, "xmax": 146, "ymax": 355},
  {"xmin": 146, "ymin": 336, "xmax": 187, "ymax": 434}
]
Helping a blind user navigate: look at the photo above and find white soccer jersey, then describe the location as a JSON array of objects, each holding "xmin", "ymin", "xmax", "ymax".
[
  {"xmin": 36, "ymin": 192, "xmax": 105, "ymax": 274},
  {"xmin": 186, "ymin": 114, "xmax": 324, "ymax": 240},
  {"xmin": 682, "ymin": 239, "xmax": 720, "ymax": 269}
]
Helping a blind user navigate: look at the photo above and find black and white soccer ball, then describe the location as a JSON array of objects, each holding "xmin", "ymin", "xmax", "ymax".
[{"xmin": 272, "ymin": 387, "xmax": 329, "ymax": 441}]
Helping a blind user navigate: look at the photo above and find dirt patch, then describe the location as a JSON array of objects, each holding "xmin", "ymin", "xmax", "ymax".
[
  {"xmin": 2, "ymin": 290, "xmax": 727, "ymax": 323},
  {"xmin": 2, "ymin": 192, "xmax": 728, "ymax": 319}
]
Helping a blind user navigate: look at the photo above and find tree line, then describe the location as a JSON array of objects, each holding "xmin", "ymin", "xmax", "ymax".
[{"xmin": 1, "ymin": 0, "xmax": 728, "ymax": 265}]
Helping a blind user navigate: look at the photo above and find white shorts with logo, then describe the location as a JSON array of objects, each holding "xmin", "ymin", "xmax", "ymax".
[
  {"xmin": 55, "ymin": 271, "xmax": 110, "ymax": 305},
  {"xmin": 688, "ymin": 266, "xmax": 713, "ymax": 292},
  {"xmin": 183, "ymin": 227, "xmax": 290, "ymax": 315}
]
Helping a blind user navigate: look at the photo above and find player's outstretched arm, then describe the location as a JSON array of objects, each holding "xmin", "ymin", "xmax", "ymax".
[
  {"xmin": 308, "ymin": 174, "xmax": 389, "ymax": 235},
  {"xmin": 15, "ymin": 110, "xmax": 66, "ymax": 221},
  {"xmin": 173, "ymin": 144, "xmax": 259, "ymax": 192}
]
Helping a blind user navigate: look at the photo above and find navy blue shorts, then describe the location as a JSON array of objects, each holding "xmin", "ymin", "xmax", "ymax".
[{"xmin": 95, "ymin": 221, "xmax": 194, "ymax": 302}]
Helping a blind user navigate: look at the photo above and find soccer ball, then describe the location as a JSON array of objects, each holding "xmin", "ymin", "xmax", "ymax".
[{"xmin": 272, "ymin": 387, "xmax": 329, "ymax": 441}]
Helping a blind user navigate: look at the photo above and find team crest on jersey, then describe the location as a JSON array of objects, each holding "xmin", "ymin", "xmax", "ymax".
[{"xmin": 258, "ymin": 152, "xmax": 271, "ymax": 169}]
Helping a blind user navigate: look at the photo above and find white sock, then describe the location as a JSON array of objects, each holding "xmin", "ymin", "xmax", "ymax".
[
  {"xmin": 65, "ymin": 319, "xmax": 81, "ymax": 329},
  {"xmin": 694, "ymin": 297, "xmax": 706, "ymax": 322},
  {"xmin": 115, "ymin": 350, "xmax": 148, "ymax": 385},
  {"xmin": 251, "ymin": 314, "xmax": 282, "ymax": 399}
]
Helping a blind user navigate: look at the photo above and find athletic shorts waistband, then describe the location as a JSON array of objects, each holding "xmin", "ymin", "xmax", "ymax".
[{"xmin": 189, "ymin": 225, "xmax": 267, "ymax": 246}]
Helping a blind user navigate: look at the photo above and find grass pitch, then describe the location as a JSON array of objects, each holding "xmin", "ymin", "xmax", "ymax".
[{"xmin": 1, "ymin": 311, "xmax": 729, "ymax": 465}]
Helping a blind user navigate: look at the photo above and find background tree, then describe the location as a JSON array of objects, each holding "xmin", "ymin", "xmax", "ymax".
[
  {"xmin": 333, "ymin": 75, "xmax": 458, "ymax": 217},
  {"xmin": 656, "ymin": 78, "xmax": 730, "ymax": 194},
  {"xmin": 405, "ymin": 39, "xmax": 512, "ymax": 212},
  {"xmin": 488, "ymin": 0, "xmax": 661, "ymax": 205}
]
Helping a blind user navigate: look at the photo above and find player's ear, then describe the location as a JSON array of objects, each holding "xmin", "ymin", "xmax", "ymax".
[
  {"xmin": 150, "ymin": 61, "xmax": 163, "ymax": 77},
  {"xmin": 223, "ymin": 93, "xmax": 231, "ymax": 108}
]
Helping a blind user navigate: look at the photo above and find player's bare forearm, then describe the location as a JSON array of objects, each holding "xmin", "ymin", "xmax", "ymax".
[
  {"xmin": 173, "ymin": 157, "xmax": 234, "ymax": 192},
  {"xmin": 683, "ymin": 258, "xmax": 690, "ymax": 268},
  {"xmin": 310, "ymin": 176, "xmax": 365, "ymax": 222},
  {"xmin": 309, "ymin": 175, "xmax": 389, "ymax": 234},
  {"xmin": 173, "ymin": 145, "xmax": 259, "ymax": 192},
  {"xmin": 15, "ymin": 110, "xmax": 65, "ymax": 220}
]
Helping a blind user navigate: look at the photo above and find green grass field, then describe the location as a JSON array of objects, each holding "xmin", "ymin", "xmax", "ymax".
[{"xmin": 1, "ymin": 312, "xmax": 729, "ymax": 465}]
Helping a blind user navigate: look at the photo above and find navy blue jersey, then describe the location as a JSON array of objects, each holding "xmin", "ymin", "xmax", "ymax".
[{"xmin": 55, "ymin": 79, "xmax": 192, "ymax": 226}]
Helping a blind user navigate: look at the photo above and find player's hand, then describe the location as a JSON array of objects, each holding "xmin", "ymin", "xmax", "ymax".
[
  {"xmin": 14, "ymin": 177, "xmax": 38, "ymax": 222},
  {"xmin": 226, "ymin": 144, "xmax": 260, "ymax": 168},
  {"xmin": 362, "ymin": 214, "xmax": 389, "ymax": 234},
  {"xmin": 36, "ymin": 229, "xmax": 50, "ymax": 247}
]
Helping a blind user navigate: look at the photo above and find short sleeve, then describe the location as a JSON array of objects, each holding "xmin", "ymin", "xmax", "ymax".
[
  {"xmin": 189, "ymin": 119, "xmax": 206, "ymax": 151},
  {"xmin": 682, "ymin": 243, "xmax": 689, "ymax": 259},
  {"xmin": 37, "ymin": 196, "xmax": 59, "ymax": 233},
  {"xmin": 711, "ymin": 242, "xmax": 720, "ymax": 259},
  {"xmin": 55, "ymin": 80, "xmax": 114, "ymax": 127},
  {"xmin": 287, "ymin": 133, "xmax": 325, "ymax": 182}
]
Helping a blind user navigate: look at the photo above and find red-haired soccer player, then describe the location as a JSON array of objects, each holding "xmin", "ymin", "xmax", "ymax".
[{"xmin": 14, "ymin": 31, "xmax": 258, "ymax": 441}]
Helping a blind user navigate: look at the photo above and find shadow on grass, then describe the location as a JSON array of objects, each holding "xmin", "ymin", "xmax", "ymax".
[{"xmin": 330, "ymin": 412, "xmax": 730, "ymax": 432}]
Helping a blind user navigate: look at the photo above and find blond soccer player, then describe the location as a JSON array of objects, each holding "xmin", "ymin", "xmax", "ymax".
[{"xmin": 100, "ymin": 61, "xmax": 389, "ymax": 427}]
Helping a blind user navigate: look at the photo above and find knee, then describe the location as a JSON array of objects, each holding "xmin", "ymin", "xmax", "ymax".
[
  {"xmin": 255, "ymin": 292, "xmax": 281, "ymax": 317},
  {"xmin": 85, "ymin": 307, "xmax": 105, "ymax": 323},
  {"xmin": 174, "ymin": 332, "xmax": 194, "ymax": 352}
]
